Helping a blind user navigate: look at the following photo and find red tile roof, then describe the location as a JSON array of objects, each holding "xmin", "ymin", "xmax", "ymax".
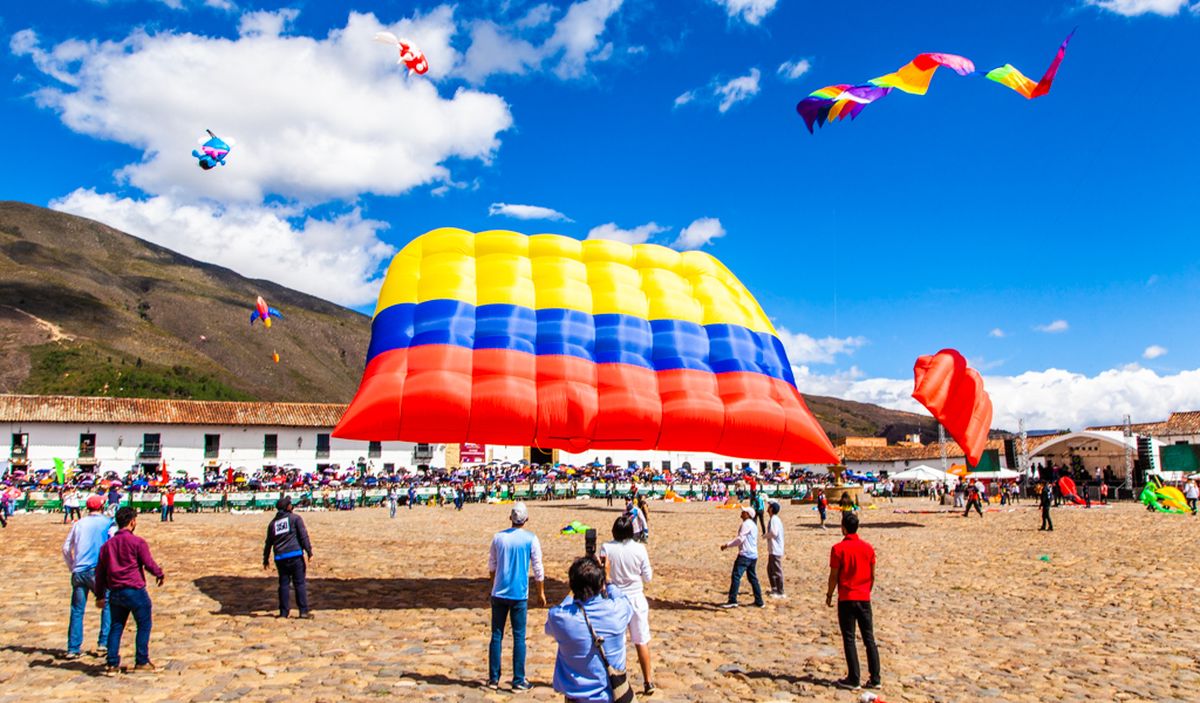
[
  {"xmin": 1088, "ymin": 410, "xmax": 1200, "ymax": 437},
  {"xmin": 835, "ymin": 436, "xmax": 1057, "ymax": 463},
  {"xmin": 0, "ymin": 394, "xmax": 346, "ymax": 427}
]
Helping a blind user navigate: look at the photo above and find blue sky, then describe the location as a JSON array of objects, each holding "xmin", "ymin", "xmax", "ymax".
[{"xmin": 3, "ymin": 0, "xmax": 1199, "ymax": 428}]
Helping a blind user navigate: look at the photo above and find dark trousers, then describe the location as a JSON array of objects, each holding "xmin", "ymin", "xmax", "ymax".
[
  {"xmin": 755, "ymin": 510, "xmax": 767, "ymax": 535},
  {"xmin": 727, "ymin": 554, "xmax": 764, "ymax": 605},
  {"xmin": 1041, "ymin": 506, "xmax": 1053, "ymax": 530},
  {"xmin": 489, "ymin": 597, "xmax": 528, "ymax": 685},
  {"xmin": 106, "ymin": 587, "xmax": 152, "ymax": 667},
  {"xmin": 964, "ymin": 499, "xmax": 983, "ymax": 517},
  {"xmin": 275, "ymin": 556, "xmax": 309, "ymax": 616},
  {"xmin": 837, "ymin": 600, "xmax": 880, "ymax": 685},
  {"xmin": 767, "ymin": 554, "xmax": 784, "ymax": 594}
]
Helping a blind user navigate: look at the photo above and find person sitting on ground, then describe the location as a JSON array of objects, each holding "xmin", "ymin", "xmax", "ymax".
[{"xmin": 545, "ymin": 557, "xmax": 634, "ymax": 703}]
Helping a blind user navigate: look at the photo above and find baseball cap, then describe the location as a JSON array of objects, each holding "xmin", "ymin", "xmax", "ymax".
[
  {"xmin": 742, "ymin": 506, "xmax": 756, "ymax": 519},
  {"xmin": 510, "ymin": 501, "xmax": 529, "ymax": 525},
  {"xmin": 86, "ymin": 495, "xmax": 104, "ymax": 511}
]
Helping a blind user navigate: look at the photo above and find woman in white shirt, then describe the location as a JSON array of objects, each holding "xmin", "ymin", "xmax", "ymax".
[{"xmin": 599, "ymin": 514, "xmax": 656, "ymax": 696}]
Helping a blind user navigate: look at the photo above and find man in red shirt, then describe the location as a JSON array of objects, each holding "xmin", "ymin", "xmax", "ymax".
[
  {"xmin": 826, "ymin": 512, "xmax": 880, "ymax": 691},
  {"xmin": 95, "ymin": 507, "xmax": 165, "ymax": 673}
]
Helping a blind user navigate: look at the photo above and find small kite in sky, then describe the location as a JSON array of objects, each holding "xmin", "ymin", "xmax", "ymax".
[
  {"xmin": 986, "ymin": 30, "xmax": 1075, "ymax": 99},
  {"xmin": 250, "ymin": 296, "xmax": 282, "ymax": 329},
  {"xmin": 374, "ymin": 31, "xmax": 429, "ymax": 75},
  {"xmin": 192, "ymin": 129, "xmax": 232, "ymax": 170}
]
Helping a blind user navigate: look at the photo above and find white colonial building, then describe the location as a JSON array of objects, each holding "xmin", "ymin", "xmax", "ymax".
[{"xmin": 1, "ymin": 395, "xmax": 435, "ymax": 478}]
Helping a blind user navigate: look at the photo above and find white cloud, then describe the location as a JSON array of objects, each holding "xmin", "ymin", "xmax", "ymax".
[
  {"xmin": 488, "ymin": 202, "xmax": 573, "ymax": 222},
  {"xmin": 13, "ymin": 10, "xmax": 512, "ymax": 204},
  {"xmin": 672, "ymin": 217, "xmax": 725, "ymax": 250},
  {"xmin": 710, "ymin": 0, "xmax": 779, "ymax": 25},
  {"xmin": 237, "ymin": 8, "xmax": 298, "ymax": 37},
  {"xmin": 151, "ymin": 0, "xmax": 235, "ymax": 9},
  {"xmin": 802, "ymin": 364, "xmax": 1200, "ymax": 432},
  {"xmin": 714, "ymin": 68, "xmax": 761, "ymax": 112},
  {"xmin": 1086, "ymin": 0, "xmax": 1195, "ymax": 16},
  {"xmin": 673, "ymin": 89, "xmax": 697, "ymax": 108},
  {"xmin": 586, "ymin": 222, "xmax": 668, "ymax": 245},
  {"xmin": 1143, "ymin": 345, "xmax": 1168, "ymax": 360},
  {"xmin": 989, "ymin": 328, "xmax": 1006, "ymax": 338},
  {"xmin": 458, "ymin": 0, "xmax": 624, "ymax": 83},
  {"xmin": 1035, "ymin": 319, "xmax": 1069, "ymax": 333},
  {"xmin": 51, "ymin": 189, "xmax": 393, "ymax": 307},
  {"xmin": 777, "ymin": 328, "xmax": 867, "ymax": 365},
  {"xmin": 777, "ymin": 58, "xmax": 812, "ymax": 81}
]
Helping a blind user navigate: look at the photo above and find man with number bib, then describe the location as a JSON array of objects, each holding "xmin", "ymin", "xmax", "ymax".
[{"xmin": 263, "ymin": 496, "xmax": 313, "ymax": 619}]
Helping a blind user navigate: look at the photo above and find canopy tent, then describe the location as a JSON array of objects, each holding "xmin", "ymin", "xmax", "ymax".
[
  {"xmin": 966, "ymin": 468, "xmax": 1020, "ymax": 480},
  {"xmin": 891, "ymin": 465, "xmax": 954, "ymax": 482}
]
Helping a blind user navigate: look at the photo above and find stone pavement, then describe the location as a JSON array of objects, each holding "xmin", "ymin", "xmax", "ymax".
[{"xmin": 1, "ymin": 498, "xmax": 1196, "ymax": 702}]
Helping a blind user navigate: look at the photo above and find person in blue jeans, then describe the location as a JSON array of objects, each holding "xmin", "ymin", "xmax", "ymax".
[
  {"xmin": 61, "ymin": 495, "xmax": 114, "ymax": 658},
  {"xmin": 720, "ymin": 506, "xmax": 764, "ymax": 608},
  {"xmin": 95, "ymin": 507, "xmax": 165, "ymax": 672},
  {"xmin": 486, "ymin": 502, "xmax": 546, "ymax": 693}
]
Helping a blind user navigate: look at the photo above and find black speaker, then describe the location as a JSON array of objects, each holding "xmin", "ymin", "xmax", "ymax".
[
  {"xmin": 1134, "ymin": 436, "xmax": 1154, "ymax": 485},
  {"xmin": 1003, "ymin": 439, "xmax": 1017, "ymax": 469}
]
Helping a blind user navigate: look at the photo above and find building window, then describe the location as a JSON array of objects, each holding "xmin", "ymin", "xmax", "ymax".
[
  {"xmin": 79, "ymin": 433, "xmax": 96, "ymax": 459},
  {"xmin": 264, "ymin": 434, "xmax": 278, "ymax": 459},
  {"xmin": 704, "ymin": 461, "xmax": 714, "ymax": 471},
  {"xmin": 141, "ymin": 433, "xmax": 162, "ymax": 459},
  {"xmin": 204, "ymin": 434, "xmax": 220, "ymax": 459},
  {"xmin": 661, "ymin": 460, "xmax": 671, "ymax": 471},
  {"xmin": 383, "ymin": 463, "xmax": 395, "ymax": 473},
  {"xmin": 368, "ymin": 440, "xmax": 382, "ymax": 459},
  {"xmin": 759, "ymin": 462, "xmax": 768, "ymax": 471},
  {"xmin": 724, "ymin": 462, "xmax": 733, "ymax": 470},
  {"xmin": 10, "ymin": 433, "xmax": 28, "ymax": 459},
  {"xmin": 642, "ymin": 461, "xmax": 650, "ymax": 470},
  {"xmin": 316, "ymin": 433, "xmax": 331, "ymax": 459},
  {"xmin": 772, "ymin": 462, "xmax": 781, "ymax": 470}
]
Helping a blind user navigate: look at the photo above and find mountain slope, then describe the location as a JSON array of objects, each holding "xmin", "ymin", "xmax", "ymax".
[
  {"xmin": 0, "ymin": 201, "xmax": 369, "ymax": 402},
  {"xmin": 0, "ymin": 201, "xmax": 937, "ymax": 439}
]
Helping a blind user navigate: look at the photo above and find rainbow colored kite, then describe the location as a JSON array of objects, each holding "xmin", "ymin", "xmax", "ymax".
[
  {"xmin": 986, "ymin": 30, "xmax": 1075, "ymax": 99},
  {"xmin": 796, "ymin": 33, "xmax": 1074, "ymax": 133}
]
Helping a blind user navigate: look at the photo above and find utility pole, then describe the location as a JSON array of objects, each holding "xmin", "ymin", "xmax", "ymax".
[
  {"xmin": 938, "ymin": 424, "xmax": 948, "ymax": 473},
  {"xmin": 1123, "ymin": 414, "xmax": 1134, "ymax": 496}
]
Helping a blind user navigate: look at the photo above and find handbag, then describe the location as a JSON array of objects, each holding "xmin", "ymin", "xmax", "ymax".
[{"xmin": 579, "ymin": 600, "xmax": 637, "ymax": 703}]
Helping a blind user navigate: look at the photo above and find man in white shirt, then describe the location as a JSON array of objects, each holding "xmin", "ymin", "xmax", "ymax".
[
  {"xmin": 765, "ymin": 501, "xmax": 786, "ymax": 598},
  {"xmin": 599, "ymin": 514, "xmax": 656, "ymax": 696},
  {"xmin": 1184, "ymin": 480, "xmax": 1199, "ymax": 515},
  {"xmin": 719, "ymin": 507, "xmax": 764, "ymax": 608}
]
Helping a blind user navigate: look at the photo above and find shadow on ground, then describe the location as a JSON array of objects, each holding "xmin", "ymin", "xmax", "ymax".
[{"xmin": 195, "ymin": 576, "xmax": 713, "ymax": 614}]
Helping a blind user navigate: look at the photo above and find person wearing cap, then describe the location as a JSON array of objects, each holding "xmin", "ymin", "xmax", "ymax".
[
  {"xmin": 765, "ymin": 501, "xmax": 786, "ymax": 598},
  {"xmin": 719, "ymin": 506, "xmax": 764, "ymax": 608},
  {"xmin": 62, "ymin": 494, "xmax": 115, "ymax": 658},
  {"xmin": 826, "ymin": 512, "xmax": 880, "ymax": 691},
  {"xmin": 486, "ymin": 502, "xmax": 545, "ymax": 693},
  {"xmin": 263, "ymin": 496, "xmax": 313, "ymax": 619}
]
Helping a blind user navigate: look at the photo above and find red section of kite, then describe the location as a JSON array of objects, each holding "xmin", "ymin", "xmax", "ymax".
[{"xmin": 912, "ymin": 349, "xmax": 994, "ymax": 467}]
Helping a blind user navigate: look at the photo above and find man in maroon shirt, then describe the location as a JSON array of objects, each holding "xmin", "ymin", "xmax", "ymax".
[
  {"xmin": 95, "ymin": 507, "xmax": 165, "ymax": 673},
  {"xmin": 826, "ymin": 512, "xmax": 880, "ymax": 691}
]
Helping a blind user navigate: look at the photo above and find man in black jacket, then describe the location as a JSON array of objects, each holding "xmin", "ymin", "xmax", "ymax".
[
  {"xmin": 263, "ymin": 496, "xmax": 313, "ymax": 618},
  {"xmin": 1038, "ymin": 482, "xmax": 1054, "ymax": 532}
]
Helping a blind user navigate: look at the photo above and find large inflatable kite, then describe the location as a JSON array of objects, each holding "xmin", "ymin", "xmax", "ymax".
[
  {"xmin": 374, "ymin": 32, "xmax": 429, "ymax": 75},
  {"xmin": 912, "ymin": 349, "xmax": 993, "ymax": 467},
  {"xmin": 192, "ymin": 129, "xmax": 232, "ymax": 170},
  {"xmin": 334, "ymin": 229, "xmax": 838, "ymax": 463},
  {"xmin": 1140, "ymin": 476, "xmax": 1190, "ymax": 514},
  {"xmin": 250, "ymin": 296, "xmax": 282, "ymax": 328},
  {"xmin": 796, "ymin": 33, "xmax": 1074, "ymax": 132},
  {"xmin": 1057, "ymin": 475, "xmax": 1086, "ymax": 505}
]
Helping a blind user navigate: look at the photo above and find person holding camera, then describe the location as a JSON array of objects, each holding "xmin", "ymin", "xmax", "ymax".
[
  {"xmin": 545, "ymin": 557, "xmax": 634, "ymax": 703},
  {"xmin": 599, "ymin": 515, "xmax": 656, "ymax": 696}
]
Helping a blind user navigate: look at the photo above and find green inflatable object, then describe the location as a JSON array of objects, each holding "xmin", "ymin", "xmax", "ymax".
[
  {"xmin": 560, "ymin": 520, "xmax": 591, "ymax": 535},
  {"xmin": 1140, "ymin": 483, "xmax": 1188, "ymax": 514}
]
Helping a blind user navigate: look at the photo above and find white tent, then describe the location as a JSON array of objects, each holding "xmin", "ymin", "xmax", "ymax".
[
  {"xmin": 891, "ymin": 465, "xmax": 954, "ymax": 482},
  {"xmin": 965, "ymin": 468, "xmax": 1020, "ymax": 480}
]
